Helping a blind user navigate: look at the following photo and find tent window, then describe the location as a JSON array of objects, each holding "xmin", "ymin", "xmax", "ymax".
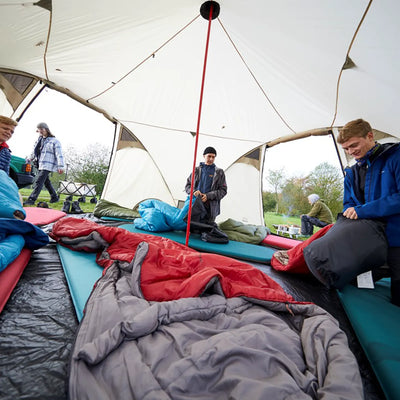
[
  {"xmin": 2, "ymin": 73, "xmax": 34, "ymax": 95},
  {"xmin": 120, "ymin": 127, "xmax": 138, "ymax": 142},
  {"xmin": 245, "ymin": 148, "xmax": 260, "ymax": 161}
]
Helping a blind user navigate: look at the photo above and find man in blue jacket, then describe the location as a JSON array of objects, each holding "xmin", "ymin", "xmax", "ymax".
[
  {"xmin": 337, "ymin": 118, "xmax": 400, "ymax": 306},
  {"xmin": 0, "ymin": 115, "xmax": 18, "ymax": 174}
]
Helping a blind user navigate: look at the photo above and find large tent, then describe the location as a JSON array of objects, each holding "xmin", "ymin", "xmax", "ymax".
[{"xmin": 1, "ymin": 0, "xmax": 399, "ymax": 224}]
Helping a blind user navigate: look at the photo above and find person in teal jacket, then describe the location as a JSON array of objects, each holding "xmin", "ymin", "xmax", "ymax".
[{"xmin": 337, "ymin": 118, "xmax": 400, "ymax": 306}]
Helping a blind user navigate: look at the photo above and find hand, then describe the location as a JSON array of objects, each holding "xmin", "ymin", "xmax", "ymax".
[
  {"xmin": 343, "ymin": 207, "xmax": 358, "ymax": 219},
  {"xmin": 58, "ymin": 169, "xmax": 64, "ymax": 174},
  {"xmin": 194, "ymin": 190, "xmax": 201, "ymax": 197},
  {"xmin": 201, "ymin": 193, "xmax": 207, "ymax": 202}
]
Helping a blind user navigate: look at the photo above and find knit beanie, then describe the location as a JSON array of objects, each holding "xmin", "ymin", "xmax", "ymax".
[
  {"xmin": 37, "ymin": 122, "xmax": 49, "ymax": 130},
  {"xmin": 308, "ymin": 194, "xmax": 320, "ymax": 204},
  {"xmin": 203, "ymin": 146, "xmax": 217, "ymax": 156}
]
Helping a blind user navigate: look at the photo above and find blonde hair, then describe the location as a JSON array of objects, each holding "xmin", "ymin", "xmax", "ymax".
[
  {"xmin": 0, "ymin": 115, "xmax": 18, "ymax": 127},
  {"xmin": 337, "ymin": 118, "xmax": 372, "ymax": 144}
]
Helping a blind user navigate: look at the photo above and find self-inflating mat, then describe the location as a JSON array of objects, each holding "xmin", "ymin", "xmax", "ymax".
[
  {"xmin": 120, "ymin": 224, "xmax": 276, "ymax": 264},
  {"xmin": 338, "ymin": 279, "xmax": 400, "ymax": 400},
  {"xmin": 262, "ymin": 234, "xmax": 301, "ymax": 250},
  {"xmin": 0, "ymin": 248, "xmax": 32, "ymax": 313},
  {"xmin": 57, "ymin": 245, "xmax": 102, "ymax": 321},
  {"xmin": 24, "ymin": 207, "xmax": 66, "ymax": 226}
]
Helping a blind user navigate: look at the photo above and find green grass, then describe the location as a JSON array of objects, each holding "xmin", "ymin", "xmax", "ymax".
[{"xmin": 20, "ymin": 188, "xmax": 97, "ymax": 213}]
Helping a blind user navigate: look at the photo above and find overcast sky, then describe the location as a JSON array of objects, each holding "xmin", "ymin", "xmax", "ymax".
[{"xmin": 9, "ymin": 88, "xmax": 342, "ymax": 178}]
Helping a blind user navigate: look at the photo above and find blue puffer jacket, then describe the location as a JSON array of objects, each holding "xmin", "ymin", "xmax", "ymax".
[{"xmin": 343, "ymin": 143, "xmax": 400, "ymax": 247}]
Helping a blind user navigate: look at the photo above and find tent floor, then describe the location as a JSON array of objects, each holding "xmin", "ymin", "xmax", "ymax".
[{"xmin": 0, "ymin": 217, "xmax": 385, "ymax": 400}]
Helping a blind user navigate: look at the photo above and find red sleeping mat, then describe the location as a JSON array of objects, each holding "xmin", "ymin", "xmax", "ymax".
[
  {"xmin": 262, "ymin": 234, "xmax": 301, "ymax": 250},
  {"xmin": 0, "ymin": 248, "xmax": 32, "ymax": 313},
  {"xmin": 24, "ymin": 207, "xmax": 66, "ymax": 225}
]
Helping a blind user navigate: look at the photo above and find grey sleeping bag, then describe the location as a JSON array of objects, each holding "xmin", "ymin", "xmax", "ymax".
[{"xmin": 68, "ymin": 242, "xmax": 363, "ymax": 400}]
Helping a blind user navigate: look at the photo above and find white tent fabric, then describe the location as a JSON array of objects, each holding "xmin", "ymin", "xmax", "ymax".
[{"xmin": 1, "ymin": 0, "xmax": 399, "ymax": 224}]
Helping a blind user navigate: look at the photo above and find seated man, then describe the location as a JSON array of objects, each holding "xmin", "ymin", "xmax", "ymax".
[{"xmin": 301, "ymin": 194, "xmax": 333, "ymax": 236}]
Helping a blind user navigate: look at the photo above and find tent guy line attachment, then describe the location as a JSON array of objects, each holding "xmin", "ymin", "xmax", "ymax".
[
  {"xmin": 217, "ymin": 18, "xmax": 296, "ymax": 135},
  {"xmin": 330, "ymin": 0, "xmax": 373, "ymax": 128},
  {"xmin": 86, "ymin": 14, "xmax": 201, "ymax": 102}
]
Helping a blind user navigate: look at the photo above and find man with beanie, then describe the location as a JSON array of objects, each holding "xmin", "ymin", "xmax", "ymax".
[
  {"xmin": 0, "ymin": 115, "xmax": 18, "ymax": 174},
  {"xmin": 337, "ymin": 118, "xmax": 400, "ymax": 307},
  {"xmin": 300, "ymin": 193, "xmax": 334, "ymax": 236},
  {"xmin": 185, "ymin": 146, "xmax": 227, "ymax": 223},
  {"xmin": 24, "ymin": 122, "xmax": 64, "ymax": 205}
]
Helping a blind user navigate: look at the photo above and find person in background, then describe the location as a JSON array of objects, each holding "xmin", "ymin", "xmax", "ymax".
[
  {"xmin": 337, "ymin": 118, "xmax": 400, "ymax": 306},
  {"xmin": 185, "ymin": 146, "xmax": 227, "ymax": 224},
  {"xmin": 24, "ymin": 122, "xmax": 64, "ymax": 205},
  {"xmin": 300, "ymin": 193, "xmax": 334, "ymax": 236},
  {"xmin": 0, "ymin": 115, "xmax": 18, "ymax": 174}
]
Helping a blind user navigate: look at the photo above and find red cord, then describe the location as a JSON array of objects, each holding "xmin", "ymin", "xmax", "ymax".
[{"xmin": 185, "ymin": 4, "xmax": 214, "ymax": 246}]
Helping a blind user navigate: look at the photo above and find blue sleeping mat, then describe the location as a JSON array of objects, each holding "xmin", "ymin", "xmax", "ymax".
[
  {"xmin": 119, "ymin": 224, "xmax": 276, "ymax": 264},
  {"xmin": 57, "ymin": 245, "xmax": 102, "ymax": 321},
  {"xmin": 338, "ymin": 279, "xmax": 400, "ymax": 400}
]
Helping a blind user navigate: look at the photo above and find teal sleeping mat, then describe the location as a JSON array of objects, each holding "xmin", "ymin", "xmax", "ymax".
[
  {"xmin": 119, "ymin": 224, "xmax": 276, "ymax": 264},
  {"xmin": 338, "ymin": 279, "xmax": 400, "ymax": 400},
  {"xmin": 57, "ymin": 244, "xmax": 102, "ymax": 321}
]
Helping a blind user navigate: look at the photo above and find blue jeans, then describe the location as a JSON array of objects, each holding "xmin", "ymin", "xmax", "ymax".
[
  {"xmin": 301, "ymin": 214, "xmax": 329, "ymax": 235},
  {"xmin": 28, "ymin": 169, "xmax": 58, "ymax": 202}
]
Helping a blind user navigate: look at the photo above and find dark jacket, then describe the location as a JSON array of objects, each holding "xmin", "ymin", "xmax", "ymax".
[
  {"xmin": 343, "ymin": 142, "xmax": 400, "ymax": 247},
  {"xmin": 185, "ymin": 164, "xmax": 227, "ymax": 220}
]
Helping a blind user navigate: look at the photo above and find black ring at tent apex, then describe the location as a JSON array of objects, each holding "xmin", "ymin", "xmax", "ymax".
[{"xmin": 200, "ymin": 1, "xmax": 220, "ymax": 20}]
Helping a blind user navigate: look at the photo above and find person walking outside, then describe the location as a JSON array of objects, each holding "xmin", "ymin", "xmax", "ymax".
[
  {"xmin": 300, "ymin": 194, "xmax": 334, "ymax": 236},
  {"xmin": 24, "ymin": 122, "xmax": 64, "ymax": 205}
]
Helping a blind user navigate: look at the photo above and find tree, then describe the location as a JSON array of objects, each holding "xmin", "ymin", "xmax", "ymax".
[
  {"xmin": 262, "ymin": 191, "xmax": 276, "ymax": 212},
  {"xmin": 280, "ymin": 176, "xmax": 309, "ymax": 216},
  {"xmin": 61, "ymin": 143, "xmax": 111, "ymax": 196},
  {"xmin": 306, "ymin": 162, "xmax": 344, "ymax": 217},
  {"xmin": 265, "ymin": 168, "xmax": 286, "ymax": 213}
]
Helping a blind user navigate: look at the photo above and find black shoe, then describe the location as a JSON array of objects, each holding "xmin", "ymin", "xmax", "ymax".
[
  {"xmin": 61, "ymin": 201, "xmax": 71, "ymax": 213},
  {"xmin": 65, "ymin": 195, "xmax": 73, "ymax": 201},
  {"xmin": 90, "ymin": 197, "xmax": 97, "ymax": 204},
  {"xmin": 37, "ymin": 201, "xmax": 49, "ymax": 208},
  {"xmin": 23, "ymin": 200, "xmax": 35, "ymax": 206},
  {"xmin": 77, "ymin": 196, "xmax": 86, "ymax": 203},
  {"xmin": 49, "ymin": 196, "xmax": 59, "ymax": 203},
  {"xmin": 71, "ymin": 200, "xmax": 84, "ymax": 214}
]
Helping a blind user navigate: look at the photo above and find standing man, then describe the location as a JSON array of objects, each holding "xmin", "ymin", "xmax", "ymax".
[
  {"xmin": 300, "ymin": 194, "xmax": 334, "ymax": 236},
  {"xmin": 185, "ymin": 146, "xmax": 227, "ymax": 224},
  {"xmin": 0, "ymin": 115, "xmax": 18, "ymax": 174},
  {"xmin": 24, "ymin": 122, "xmax": 64, "ymax": 205},
  {"xmin": 337, "ymin": 118, "xmax": 400, "ymax": 306}
]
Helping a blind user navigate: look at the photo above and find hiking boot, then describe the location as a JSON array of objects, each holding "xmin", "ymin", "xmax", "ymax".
[
  {"xmin": 65, "ymin": 195, "xmax": 73, "ymax": 201},
  {"xmin": 71, "ymin": 200, "xmax": 84, "ymax": 214},
  {"xmin": 90, "ymin": 197, "xmax": 97, "ymax": 204},
  {"xmin": 49, "ymin": 196, "xmax": 59, "ymax": 203},
  {"xmin": 77, "ymin": 196, "xmax": 86, "ymax": 203},
  {"xmin": 23, "ymin": 199, "xmax": 35, "ymax": 206},
  {"xmin": 37, "ymin": 201, "xmax": 49, "ymax": 208},
  {"xmin": 61, "ymin": 200, "xmax": 71, "ymax": 213}
]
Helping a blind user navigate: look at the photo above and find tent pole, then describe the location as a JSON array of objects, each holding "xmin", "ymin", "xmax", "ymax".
[{"xmin": 185, "ymin": 2, "xmax": 217, "ymax": 246}]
